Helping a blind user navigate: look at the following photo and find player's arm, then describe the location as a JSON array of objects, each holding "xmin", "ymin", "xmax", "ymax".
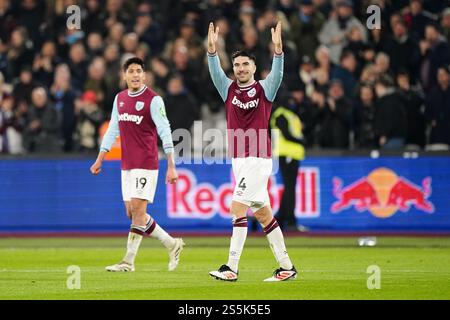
[
  {"xmin": 150, "ymin": 96, "xmax": 178, "ymax": 184},
  {"xmin": 260, "ymin": 21, "xmax": 284, "ymax": 102},
  {"xmin": 90, "ymin": 95, "xmax": 120, "ymax": 175},
  {"xmin": 207, "ymin": 22, "xmax": 232, "ymax": 102}
]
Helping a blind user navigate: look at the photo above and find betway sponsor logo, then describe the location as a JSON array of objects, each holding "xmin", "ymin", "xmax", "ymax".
[
  {"xmin": 232, "ymin": 96, "xmax": 259, "ymax": 110},
  {"xmin": 118, "ymin": 113, "xmax": 143, "ymax": 125}
]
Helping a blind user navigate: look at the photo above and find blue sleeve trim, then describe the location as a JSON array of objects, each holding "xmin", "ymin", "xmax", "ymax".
[
  {"xmin": 260, "ymin": 54, "xmax": 284, "ymax": 102},
  {"xmin": 150, "ymin": 96, "xmax": 174, "ymax": 154},
  {"xmin": 99, "ymin": 95, "xmax": 120, "ymax": 151},
  {"xmin": 207, "ymin": 53, "xmax": 233, "ymax": 102}
]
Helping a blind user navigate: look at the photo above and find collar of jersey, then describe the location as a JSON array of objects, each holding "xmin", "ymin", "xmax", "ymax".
[
  {"xmin": 128, "ymin": 85, "xmax": 147, "ymax": 97},
  {"xmin": 237, "ymin": 81, "xmax": 256, "ymax": 90}
]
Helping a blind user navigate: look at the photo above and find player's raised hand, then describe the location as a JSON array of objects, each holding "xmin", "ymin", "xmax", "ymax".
[
  {"xmin": 271, "ymin": 21, "xmax": 283, "ymax": 55},
  {"xmin": 207, "ymin": 22, "xmax": 219, "ymax": 54},
  {"xmin": 166, "ymin": 167, "xmax": 178, "ymax": 184}
]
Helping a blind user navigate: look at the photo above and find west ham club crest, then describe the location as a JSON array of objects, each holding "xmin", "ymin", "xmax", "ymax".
[{"xmin": 135, "ymin": 101, "xmax": 145, "ymax": 111}]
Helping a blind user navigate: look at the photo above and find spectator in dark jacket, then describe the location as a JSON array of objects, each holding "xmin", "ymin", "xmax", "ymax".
[
  {"xmin": 66, "ymin": 42, "xmax": 88, "ymax": 91},
  {"xmin": 397, "ymin": 71, "xmax": 426, "ymax": 148},
  {"xmin": 23, "ymin": 87, "xmax": 61, "ymax": 153},
  {"xmin": 405, "ymin": 0, "xmax": 437, "ymax": 41},
  {"xmin": 50, "ymin": 64, "xmax": 78, "ymax": 152},
  {"xmin": 168, "ymin": 38, "xmax": 204, "ymax": 104},
  {"xmin": 374, "ymin": 75, "xmax": 407, "ymax": 149},
  {"xmin": 280, "ymin": 79, "xmax": 318, "ymax": 148},
  {"xmin": 330, "ymin": 50, "xmax": 358, "ymax": 98},
  {"xmin": 32, "ymin": 40, "xmax": 60, "ymax": 89},
  {"xmin": 15, "ymin": 0, "xmax": 46, "ymax": 48},
  {"xmin": 85, "ymin": 32, "xmax": 104, "ymax": 60},
  {"xmin": 289, "ymin": 0, "xmax": 325, "ymax": 60},
  {"xmin": 151, "ymin": 57, "xmax": 171, "ymax": 93},
  {"xmin": 425, "ymin": 67, "xmax": 450, "ymax": 146},
  {"xmin": 420, "ymin": 23, "xmax": 450, "ymax": 91},
  {"xmin": 12, "ymin": 68, "xmax": 36, "ymax": 106},
  {"xmin": 164, "ymin": 74, "xmax": 199, "ymax": 132},
  {"xmin": 133, "ymin": 3, "xmax": 165, "ymax": 55},
  {"xmin": 383, "ymin": 20, "xmax": 421, "ymax": 83},
  {"xmin": 100, "ymin": 0, "xmax": 131, "ymax": 31},
  {"xmin": 354, "ymin": 84, "xmax": 376, "ymax": 149},
  {"xmin": 83, "ymin": 0, "xmax": 106, "ymax": 35},
  {"xmin": 84, "ymin": 57, "xmax": 107, "ymax": 111},
  {"xmin": 6, "ymin": 27, "xmax": 34, "ymax": 80},
  {"xmin": 0, "ymin": 0, "xmax": 15, "ymax": 46},
  {"xmin": 317, "ymin": 79, "xmax": 353, "ymax": 148},
  {"xmin": 342, "ymin": 25, "xmax": 368, "ymax": 75}
]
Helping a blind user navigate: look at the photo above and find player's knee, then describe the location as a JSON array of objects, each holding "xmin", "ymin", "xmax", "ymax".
[
  {"xmin": 129, "ymin": 207, "xmax": 147, "ymax": 226},
  {"xmin": 254, "ymin": 210, "xmax": 272, "ymax": 226},
  {"xmin": 130, "ymin": 206, "xmax": 144, "ymax": 218}
]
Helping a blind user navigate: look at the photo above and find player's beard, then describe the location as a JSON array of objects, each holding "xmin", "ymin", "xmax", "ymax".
[{"xmin": 237, "ymin": 73, "xmax": 253, "ymax": 86}]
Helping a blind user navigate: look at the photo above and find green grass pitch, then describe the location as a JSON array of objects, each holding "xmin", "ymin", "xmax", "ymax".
[{"xmin": 0, "ymin": 236, "xmax": 449, "ymax": 300}]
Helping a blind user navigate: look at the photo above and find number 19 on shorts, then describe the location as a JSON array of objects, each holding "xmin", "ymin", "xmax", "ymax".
[{"xmin": 121, "ymin": 169, "xmax": 158, "ymax": 202}]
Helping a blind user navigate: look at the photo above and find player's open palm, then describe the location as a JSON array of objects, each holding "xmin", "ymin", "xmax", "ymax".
[
  {"xmin": 207, "ymin": 22, "xmax": 219, "ymax": 54},
  {"xmin": 271, "ymin": 21, "xmax": 283, "ymax": 54}
]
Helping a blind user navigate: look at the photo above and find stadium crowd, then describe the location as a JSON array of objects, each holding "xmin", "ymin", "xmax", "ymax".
[{"xmin": 0, "ymin": 0, "xmax": 450, "ymax": 155}]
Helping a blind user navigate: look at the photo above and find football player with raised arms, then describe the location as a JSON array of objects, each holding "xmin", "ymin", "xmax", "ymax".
[
  {"xmin": 90, "ymin": 57, "xmax": 185, "ymax": 272},
  {"xmin": 207, "ymin": 21, "xmax": 297, "ymax": 282}
]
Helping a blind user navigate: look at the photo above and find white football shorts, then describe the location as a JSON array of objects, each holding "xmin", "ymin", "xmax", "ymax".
[
  {"xmin": 231, "ymin": 157, "xmax": 272, "ymax": 212},
  {"xmin": 121, "ymin": 169, "xmax": 158, "ymax": 202}
]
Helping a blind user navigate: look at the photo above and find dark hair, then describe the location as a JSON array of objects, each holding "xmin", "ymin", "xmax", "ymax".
[
  {"xmin": 231, "ymin": 50, "xmax": 256, "ymax": 63},
  {"xmin": 438, "ymin": 65, "xmax": 450, "ymax": 75},
  {"xmin": 375, "ymin": 74, "xmax": 395, "ymax": 88},
  {"xmin": 360, "ymin": 81, "xmax": 374, "ymax": 90},
  {"xmin": 340, "ymin": 50, "xmax": 355, "ymax": 62},
  {"xmin": 426, "ymin": 22, "xmax": 442, "ymax": 34},
  {"xmin": 123, "ymin": 57, "xmax": 145, "ymax": 72},
  {"xmin": 396, "ymin": 69, "xmax": 410, "ymax": 79},
  {"xmin": 393, "ymin": 19, "xmax": 407, "ymax": 29}
]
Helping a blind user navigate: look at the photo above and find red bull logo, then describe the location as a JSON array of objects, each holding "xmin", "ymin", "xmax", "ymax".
[
  {"xmin": 167, "ymin": 168, "xmax": 320, "ymax": 219},
  {"xmin": 331, "ymin": 168, "xmax": 434, "ymax": 218}
]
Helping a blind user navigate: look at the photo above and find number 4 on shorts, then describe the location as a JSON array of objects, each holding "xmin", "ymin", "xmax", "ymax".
[{"xmin": 238, "ymin": 178, "xmax": 246, "ymax": 190}]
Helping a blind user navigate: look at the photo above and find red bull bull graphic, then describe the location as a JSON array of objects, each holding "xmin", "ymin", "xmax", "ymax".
[{"xmin": 332, "ymin": 167, "xmax": 434, "ymax": 218}]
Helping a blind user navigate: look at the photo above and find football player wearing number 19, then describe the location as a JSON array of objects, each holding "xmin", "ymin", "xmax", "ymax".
[
  {"xmin": 90, "ymin": 57, "xmax": 184, "ymax": 273},
  {"xmin": 207, "ymin": 21, "xmax": 297, "ymax": 282}
]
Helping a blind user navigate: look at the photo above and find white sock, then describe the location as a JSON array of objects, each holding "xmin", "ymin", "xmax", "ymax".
[
  {"xmin": 150, "ymin": 224, "xmax": 176, "ymax": 249},
  {"xmin": 123, "ymin": 231, "xmax": 143, "ymax": 265},
  {"xmin": 143, "ymin": 214, "xmax": 176, "ymax": 249},
  {"xmin": 264, "ymin": 218, "xmax": 293, "ymax": 270},
  {"xmin": 227, "ymin": 217, "xmax": 248, "ymax": 273}
]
